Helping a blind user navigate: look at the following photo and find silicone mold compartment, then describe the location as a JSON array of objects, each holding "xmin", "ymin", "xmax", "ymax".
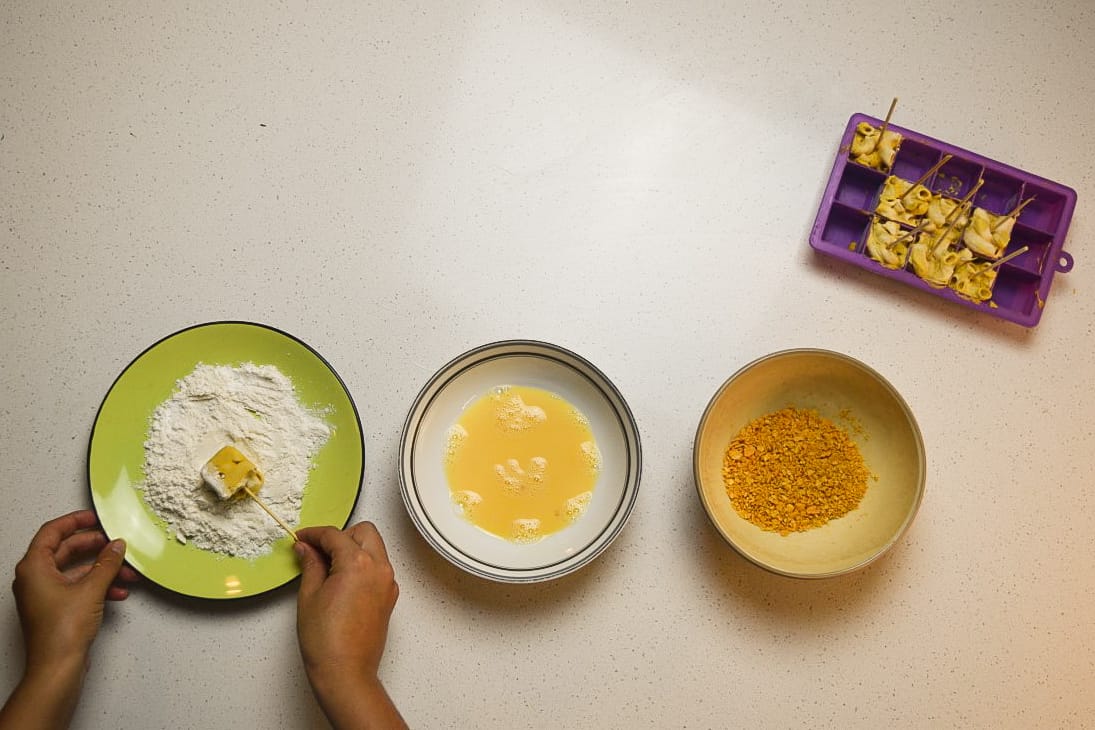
[{"xmin": 810, "ymin": 113, "xmax": 1077, "ymax": 327}]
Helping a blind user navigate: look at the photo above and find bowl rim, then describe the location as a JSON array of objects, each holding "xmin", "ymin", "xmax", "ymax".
[
  {"xmin": 398, "ymin": 339, "xmax": 642, "ymax": 583},
  {"xmin": 692, "ymin": 347, "xmax": 926, "ymax": 579}
]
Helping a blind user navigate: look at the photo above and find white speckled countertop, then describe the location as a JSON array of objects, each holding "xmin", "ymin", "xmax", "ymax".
[{"xmin": 2, "ymin": 2, "xmax": 1093, "ymax": 728}]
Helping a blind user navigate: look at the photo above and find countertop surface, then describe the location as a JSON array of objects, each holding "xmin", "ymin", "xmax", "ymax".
[{"xmin": 2, "ymin": 2, "xmax": 1093, "ymax": 728}]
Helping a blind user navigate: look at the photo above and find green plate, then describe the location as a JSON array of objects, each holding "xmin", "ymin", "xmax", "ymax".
[{"xmin": 88, "ymin": 321, "xmax": 364, "ymax": 599}]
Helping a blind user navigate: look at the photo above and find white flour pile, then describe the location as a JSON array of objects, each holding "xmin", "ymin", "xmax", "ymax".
[{"xmin": 138, "ymin": 362, "xmax": 331, "ymax": 558}]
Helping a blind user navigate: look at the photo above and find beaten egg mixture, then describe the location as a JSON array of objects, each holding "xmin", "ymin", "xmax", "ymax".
[{"xmin": 444, "ymin": 385, "xmax": 600, "ymax": 542}]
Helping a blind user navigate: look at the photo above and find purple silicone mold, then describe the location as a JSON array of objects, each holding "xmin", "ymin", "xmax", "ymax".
[{"xmin": 810, "ymin": 113, "xmax": 1077, "ymax": 327}]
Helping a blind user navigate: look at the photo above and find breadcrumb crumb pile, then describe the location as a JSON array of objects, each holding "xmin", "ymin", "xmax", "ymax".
[{"xmin": 722, "ymin": 407, "xmax": 873, "ymax": 535}]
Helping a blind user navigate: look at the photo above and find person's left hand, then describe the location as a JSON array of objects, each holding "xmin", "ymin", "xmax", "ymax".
[{"xmin": 12, "ymin": 510, "xmax": 140, "ymax": 674}]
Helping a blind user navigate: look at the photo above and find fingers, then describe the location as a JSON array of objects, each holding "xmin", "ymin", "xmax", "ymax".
[
  {"xmin": 64, "ymin": 567, "xmax": 138, "ymax": 599},
  {"xmin": 79, "ymin": 539, "xmax": 127, "ymax": 598},
  {"xmin": 295, "ymin": 522, "xmax": 393, "ymax": 588},
  {"xmin": 296, "ymin": 525, "xmax": 361, "ymax": 561},
  {"xmin": 293, "ymin": 540, "xmax": 329, "ymax": 597},
  {"xmin": 54, "ymin": 530, "xmax": 109, "ymax": 568},
  {"xmin": 294, "ymin": 525, "xmax": 333, "ymax": 548},
  {"xmin": 345, "ymin": 521, "xmax": 377, "ymax": 547},
  {"xmin": 346, "ymin": 522, "xmax": 390, "ymax": 564},
  {"xmin": 118, "ymin": 564, "xmax": 141, "ymax": 583},
  {"xmin": 28, "ymin": 510, "xmax": 100, "ymax": 553},
  {"xmin": 62, "ymin": 563, "xmax": 95, "ymax": 583},
  {"xmin": 63, "ymin": 561, "xmax": 140, "ymax": 586},
  {"xmin": 106, "ymin": 584, "xmax": 131, "ymax": 601}
]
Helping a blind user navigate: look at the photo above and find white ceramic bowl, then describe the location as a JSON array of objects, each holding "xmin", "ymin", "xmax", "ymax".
[
  {"xmin": 694, "ymin": 349, "xmax": 925, "ymax": 578},
  {"xmin": 399, "ymin": 340, "xmax": 641, "ymax": 582}
]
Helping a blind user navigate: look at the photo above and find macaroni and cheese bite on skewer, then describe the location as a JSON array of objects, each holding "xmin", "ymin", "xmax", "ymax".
[
  {"xmin": 865, "ymin": 217, "xmax": 911, "ymax": 270},
  {"xmin": 876, "ymin": 176, "xmax": 931, "ymax": 225},
  {"xmin": 950, "ymin": 259, "xmax": 998, "ymax": 303},
  {"xmin": 850, "ymin": 121, "xmax": 902, "ymax": 171}
]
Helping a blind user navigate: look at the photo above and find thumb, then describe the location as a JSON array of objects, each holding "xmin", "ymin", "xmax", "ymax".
[
  {"xmin": 83, "ymin": 539, "xmax": 127, "ymax": 596},
  {"xmin": 294, "ymin": 540, "xmax": 327, "ymax": 597}
]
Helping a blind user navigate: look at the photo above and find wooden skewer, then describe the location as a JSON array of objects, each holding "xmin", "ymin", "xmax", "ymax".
[
  {"xmin": 870, "ymin": 97, "xmax": 899, "ymax": 154},
  {"xmin": 994, "ymin": 196, "xmax": 1036, "ymax": 231},
  {"xmin": 902, "ymin": 154, "xmax": 953, "ymax": 205},
  {"xmin": 932, "ymin": 211, "xmax": 966, "ymax": 258},
  {"xmin": 931, "ymin": 179, "xmax": 984, "ymax": 257},
  {"xmin": 958, "ymin": 177, "xmax": 985, "ymax": 207},
  {"xmin": 891, "ymin": 219, "xmax": 929, "ymax": 247},
  {"xmin": 984, "ymin": 245, "xmax": 1030, "ymax": 272},
  {"xmin": 242, "ymin": 487, "xmax": 299, "ymax": 541}
]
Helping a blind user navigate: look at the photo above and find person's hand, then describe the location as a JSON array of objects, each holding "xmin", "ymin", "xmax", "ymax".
[
  {"xmin": 294, "ymin": 522, "xmax": 406, "ymax": 730},
  {"xmin": 1, "ymin": 510, "xmax": 140, "ymax": 730},
  {"xmin": 13, "ymin": 510, "xmax": 138, "ymax": 671}
]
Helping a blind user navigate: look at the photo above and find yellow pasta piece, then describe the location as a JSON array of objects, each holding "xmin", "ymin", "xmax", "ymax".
[
  {"xmin": 950, "ymin": 260, "xmax": 998, "ymax": 303},
  {"xmin": 850, "ymin": 122, "xmax": 902, "ymax": 171},
  {"xmin": 865, "ymin": 218, "xmax": 909, "ymax": 270}
]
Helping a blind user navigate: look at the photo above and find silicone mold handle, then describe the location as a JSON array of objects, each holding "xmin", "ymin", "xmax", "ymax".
[{"xmin": 1055, "ymin": 251, "xmax": 1074, "ymax": 273}]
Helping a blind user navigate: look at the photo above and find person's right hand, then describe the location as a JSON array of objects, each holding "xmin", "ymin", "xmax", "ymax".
[{"xmin": 294, "ymin": 522, "xmax": 406, "ymax": 729}]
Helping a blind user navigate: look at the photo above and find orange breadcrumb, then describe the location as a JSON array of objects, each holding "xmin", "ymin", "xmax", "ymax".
[{"xmin": 721, "ymin": 407, "xmax": 872, "ymax": 535}]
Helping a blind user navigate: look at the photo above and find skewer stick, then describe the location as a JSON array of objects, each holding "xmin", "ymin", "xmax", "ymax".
[
  {"xmin": 891, "ymin": 220, "xmax": 928, "ymax": 247},
  {"xmin": 870, "ymin": 97, "xmax": 899, "ymax": 154},
  {"xmin": 931, "ymin": 179, "xmax": 984, "ymax": 258},
  {"xmin": 901, "ymin": 154, "xmax": 953, "ymax": 205},
  {"xmin": 994, "ymin": 196, "xmax": 1036, "ymax": 230},
  {"xmin": 931, "ymin": 210, "xmax": 965, "ymax": 259},
  {"xmin": 958, "ymin": 177, "xmax": 985, "ymax": 207},
  {"xmin": 984, "ymin": 245, "xmax": 1030, "ymax": 272},
  {"xmin": 242, "ymin": 487, "xmax": 299, "ymax": 541}
]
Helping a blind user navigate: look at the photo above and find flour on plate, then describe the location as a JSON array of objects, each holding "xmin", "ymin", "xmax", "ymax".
[{"xmin": 138, "ymin": 362, "xmax": 331, "ymax": 558}]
